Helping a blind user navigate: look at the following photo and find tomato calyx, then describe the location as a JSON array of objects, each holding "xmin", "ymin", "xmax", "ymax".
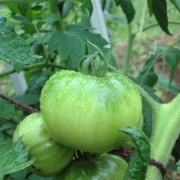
[
  {"xmin": 75, "ymin": 150, "xmax": 100, "ymax": 161},
  {"xmin": 79, "ymin": 40, "xmax": 112, "ymax": 77}
]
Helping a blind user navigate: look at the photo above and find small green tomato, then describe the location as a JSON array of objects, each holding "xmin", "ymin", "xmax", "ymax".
[
  {"xmin": 54, "ymin": 153, "xmax": 128, "ymax": 180},
  {"xmin": 12, "ymin": 112, "xmax": 75, "ymax": 177}
]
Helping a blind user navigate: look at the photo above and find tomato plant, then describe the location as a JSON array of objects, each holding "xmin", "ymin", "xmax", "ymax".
[
  {"xmin": 40, "ymin": 70, "xmax": 142, "ymax": 153},
  {"xmin": 54, "ymin": 153, "xmax": 128, "ymax": 180},
  {"xmin": 0, "ymin": 0, "xmax": 180, "ymax": 180},
  {"xmin": 12, "ymin": 112, "xmax": 75, "ymax": 177}
]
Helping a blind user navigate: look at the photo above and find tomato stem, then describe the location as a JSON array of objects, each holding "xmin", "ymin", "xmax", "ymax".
[
  {"xmin": 122, "ymin": 24, "xmax": 135, "ymax": 75},
  {"xmin": 79, "ymin": 40, "xmax": 113, "ymax": 77},
  {"xmin": 145, "ymin": 93, "xmax": 180, "ymax": 180}
]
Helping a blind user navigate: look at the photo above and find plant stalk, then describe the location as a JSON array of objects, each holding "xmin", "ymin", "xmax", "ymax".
[
  {"xmin": 122, "ymin": 24, "xmax": 135, "ymax": 75},
  {"xmin": 145, "ymin": 93, "xmax": 180, "ymax": 180},
  {"xmin": 0, "ymin": 63, "xmax": 66, "ymax": 78}
]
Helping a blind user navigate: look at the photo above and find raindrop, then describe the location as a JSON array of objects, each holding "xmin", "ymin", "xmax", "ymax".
[
  {"xmin": 81, "ymin": 79, "xmax": 87, "ymax": 86},
  {"xmin": 99, "ymin": 83, "xmax": 105, "ymax": 87},
  {"xmin": 52, "ymin": 79, "xmax": 59, "ymax": 84},
  {"xmin": 66, "ymin": 78, "xmax": 72, "ymax": 83}
]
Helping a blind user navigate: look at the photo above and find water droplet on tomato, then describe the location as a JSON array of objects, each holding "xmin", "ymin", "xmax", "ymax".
[
  {"xmin": 81, "ymin": 79, "xmax": 87, "ymax": 86},
  {"xmin": 99, "ymin": 83, "xmax": 105, "ymax": 87},
  {"xmin": 113, "ymin": 83, "xmax": 118, "ymax": 89},
  {"xmin": 66, "ymin": 78, "xmax": 72, "ymax": 83},
  {"xmin": 52, "ymin": 79, "xmax": 58, "ymax": 84}
]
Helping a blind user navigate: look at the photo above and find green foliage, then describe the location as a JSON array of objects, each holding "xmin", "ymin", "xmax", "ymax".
[
  {"xmin": 157, "ymin": 74, "xmax": 179, "ymax": 95},
  {"xmin": 0, "ymin": 99, "xmax": 15, "ymax": 120},
  {"xmin": 0, "ymin": 17, "xmax": 42, "ymax": 65},
  {"xmin": 151, "ymin": 0, "xmax": 171, "ymax": 35},
  {"xmin": 137, "ymin": 52, "xmax": 158, "ymax": 87},
  {"xmin": 48, "ymin": 24, "xmax": 117, "ymax": 69},
  {"xmin": 165, "ymin": 48, "xmax": 180, "ymax": 83},
  {"xmin": 74, "ymin": 0, "xmax": 93, "ymax": 17},
  {"xmin": 176, "ymin": 160, "xmax": 180, "ymax": 174},
  {"xmin": 114, "ymin": 0, "xmax": 135, "ymax": 23},
  {"xmin": 0, "ymin": 138, "xmax": 35, "ymax": 180},
  {"xmin": 0, "ymin": 0, "xmax": 180, "ymax": 179},
  {"xmin": 119, "ymin": 126, "xmax": 151, "ymax": 180}
]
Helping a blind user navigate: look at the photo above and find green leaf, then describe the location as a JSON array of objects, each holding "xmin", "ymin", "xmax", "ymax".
[
  {"xmin": 0, "ymin": 99, "xmax": 15, "ymax": 120},
  {"xmin": 157, "ymin": 74, "xmax": 179, "ymax": 95},
  {"xmin": 151, "ymin": 0, "xmax": 171, "ymax": 35},
  {"xmin": 137, "ymin": 52, "xmax": 158, "ymax": 87},
  {"xmin": 25, "ymin": 70, "xmax": 54, "ymax": 95},
  {"xmin": 147, "ymin": 0, "xmax": 153, "ymax": 16},
  {"xmin": 45, "ymin": 12, "xmax": 61, "ymax": 23},
  {"xmin": 142, "ymin": 103, "xmax": 152, "ymax": 138},
  {"xmin": 169, "ymin": 0, "xmax": 180, "ymax": 13},
  {"xmin": 17, "ymin": 3, "xmax": 29, "ymax": 16},
  {"xmin": 13, "ymin": 62, "xmax": 25, "ymax": 73},
  {"xmin": 131, "ymin": 76, "xmax": 163, "ymax": 103},
  {"xmin": 60, "ymin": 32, "xmax": 85, "ymax": 66},
  {"xmin": 114, "ymin": 0, "xmax": 135, "ymax": 23},
  {"xmin": 10, "ymin": 169, "xmax": 27, "ymax": 180},
  {"xmin": 48, "ymin": 30, "xmax": 62, "ymax": 54},
  {"xmin": 12, "ymin": 15, "xmax": 31, "ymax": 24},
  {"xmin": 29, "ymin": 174, "xmax": 53, "ymax": 180},
  {"xmin": 165, "ymin": 48, "xmax": 180, "ymax": 84},
  {"xmin": 14, "ymin": 94, "xmax": 40, "ymax": 106},
  {"xmin": 48, "ymin": 24, "xmax": 117, "ymax": 69},
  {"xmin": 176, "ymin": 160, "xmax": 180, "ymax": 174},
  {"xmin": 0, "ymin": 132, "xmax": 4, "ymax": 145},
  {"xmin": 62, "ymin": 1, "xmax": 74, "ymax": 19},
  {"xmin": 119, "ymin": 126, "xmax": 151, "ymax": 180},
  {"xmin": 0, "ymin": 138, "xmax": 35, "ymax": 179},
  {"xmin": 0, "ymin": 17, "xmax": 42, "ymax": 64},
  {"xmin": 0, "ymin": 122, "xmax": 16, "ymax": 133},
  {"xmin": 74, "ymin": 0, "xmax": 93, "ymax": 17}
]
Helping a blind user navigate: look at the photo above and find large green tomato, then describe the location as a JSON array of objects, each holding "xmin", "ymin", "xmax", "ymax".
[
  {"xmin": 40, "ymin": 70, "xmax": 142, "ymax": 153},
  {"xmin": 12, "ymin": 112, "xmax": 75, "ymax": 177},
  {"xmin": 54, "ymin": 153, "xmax": 128, "ymax": 180}
]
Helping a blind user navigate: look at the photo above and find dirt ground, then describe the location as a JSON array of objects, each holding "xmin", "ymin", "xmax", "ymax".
[{"xmin": 113, "ymin": 34, "xmax": 180, "ymax": 103}]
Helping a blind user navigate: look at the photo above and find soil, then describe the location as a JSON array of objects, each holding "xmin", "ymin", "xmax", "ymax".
[{"xmin": 113, "ymin": 34, "xmax": 180, "ymax": 103}]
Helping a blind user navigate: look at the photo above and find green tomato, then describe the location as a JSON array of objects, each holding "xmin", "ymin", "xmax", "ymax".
[
  {"xmin": 40, "ymin": 70, "xmax": 142, "ymax": 153},
  {"xmin": 12, "ymin": 112, "xmax": 75, "ymax": 177},
  {"xmin": 54, "ymin": 153, "xmax": 128, "ymax": 180}
]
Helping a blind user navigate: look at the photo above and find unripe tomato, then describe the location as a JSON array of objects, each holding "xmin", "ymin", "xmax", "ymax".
[
  {"xmin": 12, "ymin": 112, "xmax": 75, "ymax": 177},
  {"xmin": 40, "ymin": 70, "xmax": 142, "ymax": 153},
  {"xmin": 54, "ymin": 153, "xmax": 128, "ymax": 180}
]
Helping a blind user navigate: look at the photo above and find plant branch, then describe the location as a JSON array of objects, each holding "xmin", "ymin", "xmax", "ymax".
[
  {"xmin": 137, "ymin": 21, "xmax": 180, "ymax": 34},
  {"xmin": 0, "ymin": 94, "xmax": 38, "ymax": 113},
  {"xmin": 108, "ymin": 64, "xmax": 121, "ymax": 73},
  {"xmin": 0, "ymin": 62, "xmax": 66, "ymax": 78},
  {"xmin": 145, "ymin": 93, "xmax": 180, "ymax": 180}
]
